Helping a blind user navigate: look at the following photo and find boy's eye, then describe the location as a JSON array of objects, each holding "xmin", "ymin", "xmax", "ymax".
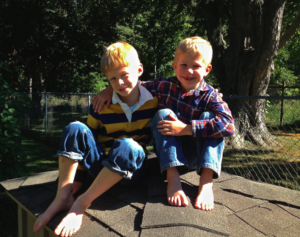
[{"xmin": 109, "ymin": 77, "xmax": 116, "ymax": 81}]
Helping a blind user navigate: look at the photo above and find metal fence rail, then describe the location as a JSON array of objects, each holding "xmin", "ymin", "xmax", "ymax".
[{"xmin": 19, "ymin": 92, "xmax": 300, "ymax": 190}]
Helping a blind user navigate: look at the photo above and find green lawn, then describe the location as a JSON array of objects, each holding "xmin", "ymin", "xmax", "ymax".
[{"xmin": 0, "ymin": 137, "xmax": 58, "ymax": 237}]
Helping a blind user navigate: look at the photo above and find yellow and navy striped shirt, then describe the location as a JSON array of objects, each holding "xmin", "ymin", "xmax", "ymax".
[
  {"xmin": 75, "ymin": 84, "xmax": 158, "ymax": 181},
  {"xmin": 89, "ymin": 83, "xmax": 158, "ymax": 155},
  {"xmin": 87, "ymin": 95, "xmax": 158, "ymax": 155}
]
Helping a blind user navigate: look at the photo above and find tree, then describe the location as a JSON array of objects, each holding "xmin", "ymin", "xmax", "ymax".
[{"xmin": 198, "ymin": 0, "xmax": 300, "ymax": 147}]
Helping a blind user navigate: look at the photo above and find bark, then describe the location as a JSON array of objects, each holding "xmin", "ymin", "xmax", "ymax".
[
  {"xmin": 278, "ymin": 8, "xmax": 300, "ymax": 50},
  {"xmin": 23, "ymin": 55, "xmax": 44, "ymax": 118},
  {"xmin": 200, "ymin": 0, "xmax": 285, "ymax": 148}
]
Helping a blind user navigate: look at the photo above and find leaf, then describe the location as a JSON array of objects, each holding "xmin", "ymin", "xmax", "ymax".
[
  {"xmin": 8, "ymin": 108, "xmax": 15, "ymax": 113},
  {"xmin": 4, "ymin": 130, "xmax": 11, "ymax": 137}
]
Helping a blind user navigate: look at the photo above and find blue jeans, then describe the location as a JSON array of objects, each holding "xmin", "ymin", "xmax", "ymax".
[
  {"xmin": 150, "ymin": 109, "xmax": 224, "ymax": 178},
  {"xmin": 56, "ymin": 122, "xmax": 146, "ymax": 183}
]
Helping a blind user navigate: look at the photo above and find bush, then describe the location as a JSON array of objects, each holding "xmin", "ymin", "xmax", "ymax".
[{"xmin": 0, "ymin": 62, "xmax": 31, "ymax": 180}]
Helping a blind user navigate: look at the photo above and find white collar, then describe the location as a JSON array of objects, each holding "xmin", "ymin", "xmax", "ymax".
[{"xmin": 111, "ymin": 81, "xmax": 153, "ymax": 122}]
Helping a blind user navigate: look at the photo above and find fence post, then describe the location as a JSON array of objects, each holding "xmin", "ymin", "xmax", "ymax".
[
  {"xmin": 88, "ymin": 93, "xmax": 91, "ymax": 115},
  {"xmin": 280, "ymin": 81, "xmax": 285, "ymax": 126},
  {"xmin": 45, "ymin": 92, "xmax": 48, "ymax": 136}
]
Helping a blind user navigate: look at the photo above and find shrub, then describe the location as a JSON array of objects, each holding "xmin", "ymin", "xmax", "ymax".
[{"xmin": 0, "ymin": 62, "xmax": 31, "ymax": 180}]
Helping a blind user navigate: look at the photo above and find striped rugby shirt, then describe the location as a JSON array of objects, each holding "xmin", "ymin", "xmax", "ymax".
[
  {"xmin": 88, "ymin": 84, "xmax": 158, "ymax": 155},
  {"xmin": 75, "ymin": 83, "xmax": 158, "ymax": 182}
]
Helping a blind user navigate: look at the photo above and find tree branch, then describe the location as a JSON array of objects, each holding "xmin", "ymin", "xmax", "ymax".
[{"xmin": 278, "ymin": 8, "xmax": 300, "ymax": 50}]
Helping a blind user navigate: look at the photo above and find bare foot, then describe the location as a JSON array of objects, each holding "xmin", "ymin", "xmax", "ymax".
[
  {"xmin": 54, "ymin": 196, "xmax": 90, "ymax": 236},
  {"xmin": 194, "ymin": 169, "xmax": 214, "ymax": 211},
  {"xmin": 166, "ymin": 167, "xmax": 188, "ymax": 207},
  {"xmin": 33, "ymin": 194, "xmax": 75, "ymax": 232}
]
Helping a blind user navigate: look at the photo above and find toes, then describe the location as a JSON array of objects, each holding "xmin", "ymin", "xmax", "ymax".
[
  {"xmin": 181, "ymin": 195, "xmax": 189, "ymax": 206},
  {"xmin": 176, "ymin": 197, "xmax": 181, "ymax": 207},
  {"xmin": 54, "ymin": 222, "xmax": 64, "ymax": 236}
]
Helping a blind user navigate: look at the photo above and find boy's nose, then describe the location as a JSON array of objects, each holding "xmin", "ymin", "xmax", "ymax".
[
  {"xmin": 187, "ymin": 68, "xmax": 193, "ymax": 74},
  {"xmin": 118, "ymin": 78, "xmax": 125, "ymax": 85}
]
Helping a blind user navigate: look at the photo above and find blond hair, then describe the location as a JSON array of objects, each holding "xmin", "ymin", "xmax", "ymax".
[
  {"xmin": 101, "ymin": 42, "xmax": 140, "ymax": 73},
  {"xmin": 174, "ymin": 36, "xmax": 213, "ymax": 67}
]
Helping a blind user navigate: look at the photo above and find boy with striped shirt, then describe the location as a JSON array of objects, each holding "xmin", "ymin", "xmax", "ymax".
[{"xmin": 33, "ymin": 42, "xmax": 158, "ymax": 236}]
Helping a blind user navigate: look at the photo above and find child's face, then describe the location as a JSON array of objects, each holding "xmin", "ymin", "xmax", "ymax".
[
  {"xmin": 173, "ymin": 52, "xmax": 212, "ymax": 92},
  {"xmin": 105, "ymin": 64, "xmax": 143, "ymax": 99}
]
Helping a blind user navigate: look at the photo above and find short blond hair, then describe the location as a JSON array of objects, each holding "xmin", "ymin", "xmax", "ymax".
[
  {"xmin": 174, "ymin": 36, "xmax": 213, "ymax": 67},
  {"xmin": 101, "ymin": 42, "xmax": 140, "ymax": 74}
]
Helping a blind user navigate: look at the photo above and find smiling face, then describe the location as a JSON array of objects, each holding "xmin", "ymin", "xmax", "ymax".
[
  {"xmin": 173, "ymin": 52, "xmax": 212, "ymax": 92},
  {"xmin": 105, "ymin": 64, "xmax": 143, "ymax": 101}
]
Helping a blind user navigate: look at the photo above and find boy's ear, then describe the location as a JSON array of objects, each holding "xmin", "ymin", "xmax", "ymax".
[
  {"xmin": 205, "ymin": 65, "xmax": 212, "ymax": 75},
  {"xmin": 138, "ymin": 63, "xmax": 143, "ymax": 76},
  {"xmin": 173, "ymin": 61, "xmax": 177, "ymax": 70}
]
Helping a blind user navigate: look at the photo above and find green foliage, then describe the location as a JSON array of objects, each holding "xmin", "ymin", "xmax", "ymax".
[
  {"xmin": 271, "ymin": 46, "xmax": 298, "ymax": 86},
  {"xmin": 271, "ymin": 1, "xmax": 300, "ymax": 88},
  {"xmin": 86, "ymin": 72, "xmax": 109, "ymax": 93},
  {"xmin": 0, "ymin": 62, "xmax": 30, "ymax": 181}
]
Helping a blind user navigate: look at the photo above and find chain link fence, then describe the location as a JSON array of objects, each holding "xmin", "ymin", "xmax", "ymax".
[{"xmin": 20, "ymin": 90, "xmax": 300, "ymax": 190}]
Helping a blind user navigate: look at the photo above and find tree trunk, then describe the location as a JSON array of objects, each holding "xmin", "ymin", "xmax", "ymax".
[
  {"xmin": 24, "ymin": 56, "xmax": 44, "ymax": 119},
  {"xmin": 200, "ymin": 0, "xmax": 285, "ymax": 148}
]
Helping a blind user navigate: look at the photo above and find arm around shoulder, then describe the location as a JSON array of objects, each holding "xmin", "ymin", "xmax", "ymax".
[{"xmin": 92, "ymin": 85, "xmax": 113, "ymax": 113}]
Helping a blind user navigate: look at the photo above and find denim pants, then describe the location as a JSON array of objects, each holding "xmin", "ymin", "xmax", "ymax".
[
  {"xmin": 56, "ymin": 121, "xmax": 146, "ymax": 183},
  {"xmin": 150, "ymin": 109, "xmax": 224, "ymax": 178}
]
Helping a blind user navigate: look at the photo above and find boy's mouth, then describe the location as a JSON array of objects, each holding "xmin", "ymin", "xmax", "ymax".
[
  {"xmin": 119, "ymin": 86, "xmax": 129, "ymax": 92},
  {"xmin": 183, "ymin": 76, "xmax": 195, "ymax": 81}
]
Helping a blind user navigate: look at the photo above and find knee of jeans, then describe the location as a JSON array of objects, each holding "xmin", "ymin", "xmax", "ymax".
[
  {"xmin": 65, "ymin": 121, "xmax": 88, "ymax": 133},
  {"xmin": 199, "ymin": 111, "xmax": 215, "ymax": 120},
  {"xmin": 108, "ymin": 138, "xmax": 145, "ymax": 171},
  {"xmin": 152, "ymin": 109, "xmax": 176, "ymax": 123}
]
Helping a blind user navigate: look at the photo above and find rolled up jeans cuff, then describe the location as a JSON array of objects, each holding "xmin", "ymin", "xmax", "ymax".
[
  {"xmin": 56, "ymin": 150, "xmax": 83, "ymax": 161},
  {"xmin": 101, "ymin": 159, "xmax": 133, "ymax": 179}
]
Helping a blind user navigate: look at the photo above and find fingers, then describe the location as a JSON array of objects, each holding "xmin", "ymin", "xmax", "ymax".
[
  {"xmin": 106, "ymin": 98, "xmax": 112, "ymax": 109},
  {"xmin": 168, "ymin": 113, "xmax": 177, "ymax": 121},
  {"xmin": 94, "ymin": 100, "xmax": 104, "ymax": 113}
]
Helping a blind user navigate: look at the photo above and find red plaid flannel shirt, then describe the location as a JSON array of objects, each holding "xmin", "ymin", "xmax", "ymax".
[{"xmin": 142, "ymin": 77, "xmax": 235, "ymax": 138}]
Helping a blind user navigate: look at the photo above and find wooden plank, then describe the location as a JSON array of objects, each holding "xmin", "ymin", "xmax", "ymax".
[
  {"xmin": 22, "ymin": 208, "xmax": 27, "ymax": 237},
  {"xmin": 18, "ymin": 205, "xmax": 23, "ymax": 237}
]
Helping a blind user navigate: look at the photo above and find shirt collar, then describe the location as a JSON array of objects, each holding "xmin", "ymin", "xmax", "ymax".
[
  {"xmin": 112, "ymin": 81, "xmax": 154, "ymax": 106},
  {"xmin": 176, "ymin": 78, "xmax": 210, "ymax": 97}
]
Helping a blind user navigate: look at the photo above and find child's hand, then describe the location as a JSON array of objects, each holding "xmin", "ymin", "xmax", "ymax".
[
  {"xmin": 157, "ymin": 114, "xmax": 192, "ymax": 136},
  {"xmin": 92, "ymin": 86, "xmax": 113, "ymax": 113},
  {"xmin": 71, "ymin": 181, "xmax": 83, "ymax": 196}
]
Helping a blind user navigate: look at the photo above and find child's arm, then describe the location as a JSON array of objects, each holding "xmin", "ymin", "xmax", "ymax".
[
  {"xmin": 92, "ymin": 85, "xmax": 113, "ymax": 113},
  {"xmin": 156, "ymin": 90, "xmax": 233, "ymax": 138},
  {"xmin": 192, "ymin": 91, "xmax": 234, "ymax": 138}
]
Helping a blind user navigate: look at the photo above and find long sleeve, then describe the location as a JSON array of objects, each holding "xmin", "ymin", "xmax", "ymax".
[{"xmin": 192, "ymin": 90, "xmax": 235, "ymax": 138}]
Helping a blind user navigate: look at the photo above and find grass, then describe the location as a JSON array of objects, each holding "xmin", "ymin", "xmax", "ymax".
[{"xmin": 0, "ymin": 137, "xmax": 59, "ymax": 237}]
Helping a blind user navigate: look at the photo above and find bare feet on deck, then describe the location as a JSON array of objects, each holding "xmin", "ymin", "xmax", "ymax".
[
  {"xmin": 166, "ymin": 167, "xmax": 189, "ymax": 207},
  {"xmin": 33, "ymin": 194, "xmax": 75, "ymax": 233},
  {"xmin": 194, "ymin": 168, "xmax": 214, "ymax": 211},
  {"xmin": 54, "ymin": 195, "xmax": 90, "ymax": 236}
]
